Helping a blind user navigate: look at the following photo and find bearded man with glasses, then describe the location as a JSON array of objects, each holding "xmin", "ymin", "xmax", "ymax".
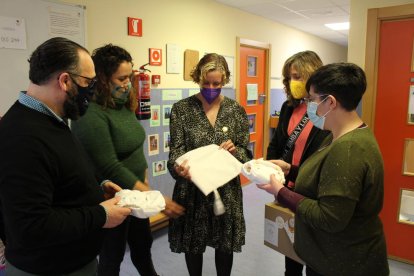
[{"xmin": 0, "ymin": 37, "xmax": 131, "ymax": 276}]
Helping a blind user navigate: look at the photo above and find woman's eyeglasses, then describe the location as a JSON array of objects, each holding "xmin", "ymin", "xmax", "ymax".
[{"xmin": 303, "ymin": 94, "xmax": 329, "ymax": 104}]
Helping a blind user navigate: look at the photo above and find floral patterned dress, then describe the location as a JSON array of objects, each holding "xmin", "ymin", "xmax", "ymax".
[{"xmin": 167, "ymin": 95, "xmax": 251, "ymax": 254}]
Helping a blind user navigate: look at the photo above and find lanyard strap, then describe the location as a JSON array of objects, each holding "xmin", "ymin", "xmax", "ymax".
[{"xmin": 281, "ymin": 113, "xmax": 310, "ymax": 161}]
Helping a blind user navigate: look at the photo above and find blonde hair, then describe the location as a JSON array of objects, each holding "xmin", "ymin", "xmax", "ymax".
[
  {"xmin": 190, "ymin": 53, "xmax": 230, "ymax": 85},
  {"xmin": 282, "ymin": 51, "xmax": 323, "ymax": 106}
]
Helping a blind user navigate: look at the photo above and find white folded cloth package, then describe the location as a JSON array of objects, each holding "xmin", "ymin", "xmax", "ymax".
[
  {"xmin": 113, "ymin": 149, "xmax": 284, "ymax": 219},
  {"xmin": 174, "ymin": 144, "xmax": 285, "ymax": 215},
  {"xmin": 175, "ymin": 144, "xmax": 243, "ymax": 196},
  {"xmin": 241, "ymin": 158, "xmax": 286, "ymax": 185},
  {"xmin": 175, "ymin": 144, "xmax": 243, "ymax": 215},
  {"xmin": 116, "ymin": 189, "xmax": 166, "ymax": 218}
]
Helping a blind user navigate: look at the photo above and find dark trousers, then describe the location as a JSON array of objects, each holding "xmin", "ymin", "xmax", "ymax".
[
  {"xmin": 185, "ymin": 249, "xmax": 233, "ymax": 276},
  {"xmin": 285, "ymin": 256, "xmax": 303, "ymax": 276},
  {"xmin": 285, "ymin": 256, "xmax": 324, "ymax": 276},
  {"xmin": 98, "ymin": 216, "xmax": 158, "ymax": 276}
]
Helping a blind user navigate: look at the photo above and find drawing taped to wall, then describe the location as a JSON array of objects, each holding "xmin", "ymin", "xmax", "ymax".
[
  {"xmin": 163, "ymin": 105, "xmax": 172, "ymax": 126},
  {"xmin": 247, "ymin": 55, "xmax": 257, "ymax": 77},
  {"xmin": 150, "ymin": 105, "xmax": 160, "ymax": 127},
  {"xmin": 148, "ymin": 134, "xmax": 159, "ymax": 156},
  {"xmin": 247, "ymin": 113, "xmax": 256, "ymax": 133},
  {"xmin": 164, "ymin": 131, "xmax": 170, "ymax": 152},
  {"xmin": 152, "ymin": 160, "xmax": 167, "ymax": 176}
]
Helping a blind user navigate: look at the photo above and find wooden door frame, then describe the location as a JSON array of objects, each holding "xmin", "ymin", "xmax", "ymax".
[
  {"xmin": 363, "ymin": 3, "xmax": 414, "ymax": 130},
  {"xmin": 236, "ymin": 37, "xmax": 272, "ymax": 156}
]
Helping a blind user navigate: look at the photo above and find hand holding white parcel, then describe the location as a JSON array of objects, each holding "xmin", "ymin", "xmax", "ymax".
[
  {"xmin": 175, "ymin": 144, "xmax": 243, "ymax": 196},
  {"xmin": 116, "ymin": 189, "xmax": 166, "ymax": 218},
  {"xmin": 241, "ymin": 158, "xmax": 285, "ymax": 185}
]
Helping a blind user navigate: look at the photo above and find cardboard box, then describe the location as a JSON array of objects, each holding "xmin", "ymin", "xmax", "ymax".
[{"xmin": 264, "ymin": 201, "xmax": 304, "ymax": 264}]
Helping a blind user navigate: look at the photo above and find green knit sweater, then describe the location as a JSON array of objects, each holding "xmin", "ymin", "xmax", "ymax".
[
  {"xmin": 72, "ymin": 102, "xmax": 147, "ymax": 189},
  {"xmin": 294, "ymin": 127, "xmax": 389, "ymax": 276}
]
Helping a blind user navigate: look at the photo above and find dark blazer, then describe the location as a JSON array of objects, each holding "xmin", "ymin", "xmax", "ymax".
[{"xmin": 266, "ymin": 101, "xmax": 330, "ymax": 183}]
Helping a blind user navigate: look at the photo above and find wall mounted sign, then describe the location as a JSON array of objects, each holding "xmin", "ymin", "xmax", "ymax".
[
  {"xmin": 166, "ymin": 43, "xmax": 181, "ymax": 74},
  {"xmin": 149, "ymin": 48, "xmax": 162, "ymax": 65},
  {"xmin": 127, "ymin": 17, "xmax": 142, "ymax": 37}
]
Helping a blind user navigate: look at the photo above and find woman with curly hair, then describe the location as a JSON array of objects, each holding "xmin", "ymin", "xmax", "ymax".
[{"xmin": 72, "ymin": 44, "xmax": 184, "ymax": 276}]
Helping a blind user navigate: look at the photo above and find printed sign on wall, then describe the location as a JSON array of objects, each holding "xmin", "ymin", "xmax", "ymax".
[
  {"xmin": 128, "ymin": 17, "xmax": 142, "ymax": 37},
  {"xmin": 149, "ymin": 48, "xmax": 162, "ymax": 65}
]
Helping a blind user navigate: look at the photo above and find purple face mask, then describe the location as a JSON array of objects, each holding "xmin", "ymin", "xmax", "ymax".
[{"xmin": 201, "ymin": 87, "xmax": 221, "ymax": 104}]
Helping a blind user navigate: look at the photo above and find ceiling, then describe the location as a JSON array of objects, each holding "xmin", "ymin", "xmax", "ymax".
[{"xmin": 215, "ymin": 0, "xmax": 350, "ymax": 46}]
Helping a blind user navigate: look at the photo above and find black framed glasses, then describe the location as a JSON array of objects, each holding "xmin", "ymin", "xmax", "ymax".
[
  {"xmin": 69, "ymin": 73, "xmax": 97, "ymax": 89},
  {"xmin": 303, "ymin": 94, "xmax": 329, "ymax": 104}
]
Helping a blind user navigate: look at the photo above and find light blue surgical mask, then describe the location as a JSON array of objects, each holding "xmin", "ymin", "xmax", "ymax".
[
  {"xmin": 306, "ymin": 96, "xmax": 331, "ymax": 130},
  {"xmin": 111, "ymin": 82, "xmax": 132, "ymax": 104}
]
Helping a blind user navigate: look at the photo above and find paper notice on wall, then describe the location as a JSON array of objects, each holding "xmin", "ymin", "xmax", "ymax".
[
  {"xmin": 247, "ymin": 83, "xmax": 258, "ymax": 101},
  {"xmin": 166, "ymin": 43, "xmax": 181, "ymax": 74},
  {"xmin": 48, "ymin": 6, "xmax": 83, "ymax": 43},
  {"xmin": 0, "ymin": 16, "xmax": 26, "ymax": 49}
]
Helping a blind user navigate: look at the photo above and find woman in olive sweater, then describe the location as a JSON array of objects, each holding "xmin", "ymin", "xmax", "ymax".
[
  {"xmin": 259, "ymin": 63, "xmax": 389, "ymax": 276},
  {"xmin": 72, "ymin": 44, "xmax": 183, "ymax": 276}
]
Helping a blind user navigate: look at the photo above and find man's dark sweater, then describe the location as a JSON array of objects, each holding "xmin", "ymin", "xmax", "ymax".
[{"xmin": 0, "ymin": 102, "xmax": 106, "ymax": 274}]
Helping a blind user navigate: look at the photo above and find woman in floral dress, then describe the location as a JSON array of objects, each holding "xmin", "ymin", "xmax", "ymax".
[{"xmin": 167, "ymin": 53, "xmax": 251, "ymax": 276}]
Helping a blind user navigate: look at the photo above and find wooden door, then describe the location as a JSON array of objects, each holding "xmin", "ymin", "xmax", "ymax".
[
  {"xmin": 238, "ymin": 42, "xmax": 269, "ymax": 185},
  {"xmin": 374, "ymin": 18, "xmax": 414, "ymax": 263},
  {"xmin": 239, "ymin": 46, "xmax": 267, "ymax": 159}
]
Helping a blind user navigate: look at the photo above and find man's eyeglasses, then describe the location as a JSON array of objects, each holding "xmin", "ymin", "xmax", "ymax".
[
  {"xmin": 69, "ymin": 73, "xmax": 97, "ymax": 89},
  {"xmin": 303, "ymin": 94, "xmax": 329, "ymax": 104}
]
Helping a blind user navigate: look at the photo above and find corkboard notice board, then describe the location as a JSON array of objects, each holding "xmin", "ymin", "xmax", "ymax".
[{"xmin": 184, "ymin": 50, "xmax": 199, "ymax": 81}]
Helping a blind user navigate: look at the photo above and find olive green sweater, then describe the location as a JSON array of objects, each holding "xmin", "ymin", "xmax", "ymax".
[
  {"xmin": 72, "ymin": 102, "xmax": 147, "ymax": 189},
  {"xmin": 294, "ymin": 127, "xmax": 389, "ymax": 276}
]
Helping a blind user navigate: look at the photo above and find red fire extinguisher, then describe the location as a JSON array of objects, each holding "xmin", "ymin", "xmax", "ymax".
[{"xmin": 133, "ymin": 63, "xmax": 151, "ymax": 120}]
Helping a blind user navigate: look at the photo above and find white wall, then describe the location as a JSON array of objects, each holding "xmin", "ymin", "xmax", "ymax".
[
  {"xmin": 56, "ymin": 0, "xmax": 346, "ymax": 88},
  {"xmin": 348, "ymin": 0, "xmax": 414, "ymax": 67},
  {"xmin": 81, "ymin": 0, "xmax": 347, "ymax": 88},
  {"xmin": 0, "ymin": 0, "xmax": 348, "ymax": 115}
]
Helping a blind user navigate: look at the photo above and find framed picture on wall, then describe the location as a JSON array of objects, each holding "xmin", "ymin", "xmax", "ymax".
[
  {"xmin": 247, "ymin": 56, "xmax": 257, "ymax": 77},
  {"xmin": 148, "ymin": 134, "xmax": 159, "ymax": 156},
  {"xmin": 247, "ymin": 113, "xmax": 256, "ymax": 133}
]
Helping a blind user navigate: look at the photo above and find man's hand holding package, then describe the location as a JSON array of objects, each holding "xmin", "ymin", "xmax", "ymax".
[{"xmin": 100, "ymin": 197, "xmax": 131, "ymax": 228}]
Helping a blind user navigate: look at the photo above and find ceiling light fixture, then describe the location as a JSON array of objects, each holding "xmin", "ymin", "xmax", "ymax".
[{"xmin": 325, "ymin": 22, "xmax": 349, "ymax": 30}]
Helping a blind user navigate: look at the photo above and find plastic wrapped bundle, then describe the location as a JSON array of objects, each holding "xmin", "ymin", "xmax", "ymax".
[
  {"xmin": 116, "ymin": 190, "xmax": 166, "ymax": 218},
  {"xmin": 241, "ymin": 158, "xmax": 285, "ymax": 185}
]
